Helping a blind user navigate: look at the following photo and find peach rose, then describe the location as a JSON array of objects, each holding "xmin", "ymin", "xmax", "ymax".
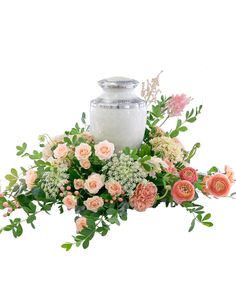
[
  {"xmin": 129, "ymin": 182, "xmax": 158, "ymax": 212},
  {"xmin": 225, "ymin": 165, "xmax": 235, "ymax": 184},
  {"xmin": 73, "ymin": 179, "xmax": 84, "ymax": 190},
  {"xmin": 80, "ymin": 159, "xmax": 91, "ymax": 169},
  {"xmin": 171, "ymin": 180, "xmax": 195, "ymax": 204},
  {"xmin": 84, "ymin": 196, "xmax": 104, "ymax": 212},
  {"xmin": 179, "ymin": 167, "xmax": 198, "ymax": 183},
  {"xmin": 84, "ymin": 173, "xmax": 105, "ymax": 194},
  {"xmin": 25, "ymin": 169, "xmax": 37, "ymax": 190},
  {"xmin": 76, "ymin": 217, "xmax": 88, "ymax": 233},
  {"xmin": 75, "ymin": 143, "xmax": 92, "ymax": 160},
  {"xmin": 63, "ymin": 195, "xmax": 77, "ymax": 210},
  {"xmin": 53, "ymin": 143, "xmax": 69, "ymax": 159},
  {"xmin": 105, "ymin": 180, "xmax": 122, "ymax": 196},
  {"xmin": 95, "ymin": 140, "xmax": 115, "ymax": 160},
  {"xmin": 207, "ymin": 174, "xmax": 231, "ymax": 197}
]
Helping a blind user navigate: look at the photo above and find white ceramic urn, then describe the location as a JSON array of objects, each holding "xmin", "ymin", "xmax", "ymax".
[{"xmin": 90, "ymin": 77, "xmax": 147, "ymax": 152}]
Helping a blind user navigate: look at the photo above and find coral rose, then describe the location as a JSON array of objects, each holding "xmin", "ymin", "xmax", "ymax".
[
  {"xmin": 25, "ymin": 169, "xmax": 37, "ymax": 190},
  {"xmin": 74, "ymin": 179, "xmax": 84, "ymax": 190},
  {"xmin": 225, "ymin": 165, "xmax": 235, "ymax": 184},
  {"xmin": 95, "ymin": 140, "xmax": 115, "ymax": 160},
  {"xmin": 84, "ymin": 173, "xmax": 105, "ymax": 194},
  {"xmin": 84, "ymin": 196, "xmax": 104, "ymax": 212},
  {"xmin": 63, "ymin": 195, "xmax": 77, "ymax": 210},
  {"xmin": 105, "ymin": 180, "xmax": 122, "ymax": 196},
  {"xmin": 129, "ymin": 182, "xmax": 158, "ymax": 212},
  {"xmin": 171, "ymin": 180, "xmax": 195, "ymax": 204},
  {"xmin": 80, "ymin": 159, "xmax": 91, "ymax": 169},
  {"xmin": 75, "ymin": 143, "xmax": 92, "ymax": 160},
  {"xmin": 207, "ymin": 174, "xmax": 231, "ymax": 197},
  {"xmin": 53, "ymin": 143, "xmax": 69, "ymax": 159},
  {"xmin": 76, "ymin": 217, "xmax": 88, "ymax": 233},
  {"xmin": 179, "ymin": 167, "xmax": 198, "ymax": 183}
]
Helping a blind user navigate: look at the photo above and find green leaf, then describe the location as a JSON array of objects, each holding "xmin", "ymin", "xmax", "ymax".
[
  {"xmin": 106, "ymin": 208, "xmax": 117, "ymax": 215},
  {"xmin": 187, "ymin": 117, "xmax": 197, "ymax": 123},
  {"xmin": 139, "ymin": 144, "xmax": 151, "ymax": 157},
  {"xmin": 61, "ymin": 242, "xmax": 73, "ymax": 251},
  {"xmin": 81, "ymin": 112, "xmax": 86, "ymax": 124},
  {"xmin": 203, "ymin": 213, "xmax": 211, "ymax": 221},
  {"xmin": 4, "ymin": 225, "xmax": 13, "ymax": 232},
  {"xmin": 203, "ymin": 222, "xmax": 213, "ymax": 227},
  {"xmin": 32, "ymin": 188, "xmax": 46, "ymax": 201},
  {"xmin": 207, "ymin": 166, "xmax": 219, "ymax": 175},
  {"xmin": 29, "ymin": 202, "xmax": 37, "ymax": 213},
  {"xmin": 141, "ymin": 155, "xmax": 151, "ymax": 162},
  {"xmin": 16, "ymin": 224, "xmax": 23, "ymax": 237},
  {"xmin": 16, "ymin": 142, "xmax": 27, "ymax": 156},
  {"xmin": 17, "ymin": 194, "xmax": 31, "ymax": 207},
  {"xmin": 197, "ymin": 214, "xmax": 202, "ymax": 221},
  {"xmin": 179, "ymin": 126, "xmax": 188, "ymax": 132},
  {"xmin": 75, "ymin": 122, "xmax": 80, "ymax": 132},
  {"xmin": 176, "ymin": 119, "xmax": 182, "ymax": 128},
  {"xmin": 188, "ymin": 219, "xmax": 195, "ymax": 232},
  {"xmin": 64, "ymin": 137, "xmax": 72, "ymax": 145},
  {"xmin": 27, "ymin": 214, "xmax": 36, "ymax": 224},
  {"xmin": 142, "ymin": 163, "xmax": 152, "ymax": 172},
  {"xmin": 82, "ymin": 239, "xmax": 90, "ymax": 249},
  {"xmin": 11, "ymin": 168, "xmax": 18, "ymax": 177},
  {"xmin": 72, "ymin": 135, "xmax": 78, "ymax": 146},
  {"xmin": 123, "ymin": 147, "xmax": 130, "ymax": 155},
  {"xmin": 5, "ymin": 174, "xmax": 16, "ymax": 182},
  {"xmin": 29, "ymin": 150, "xmax": 42, "ymax": 160},
  {"xmin": 170, "ymin": 130, "xmax": 179, "ymax": 138},
  {"xmin": 80, "ymin": 228, "xmax": 93, "ymax": 237}
]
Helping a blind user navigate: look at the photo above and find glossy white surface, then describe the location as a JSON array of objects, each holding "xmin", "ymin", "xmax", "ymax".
[{"xmin": 91, "ymin": 106, "xmax": 147, "ymax": 152}]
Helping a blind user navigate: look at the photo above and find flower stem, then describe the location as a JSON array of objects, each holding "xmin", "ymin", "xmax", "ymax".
[
  {"xmin": 159, "ymin": 115, "xmax": 169, "ymax": 127},
  {"xmin": 156, "ymin": 188, "xmax": 169, "ymax": 202}
]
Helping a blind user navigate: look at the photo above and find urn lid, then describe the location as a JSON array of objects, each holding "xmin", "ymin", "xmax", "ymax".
[
  {"xmin": 91, "ymin": 76, "xmax": 146, "ymax": 109},
  {"xmin": 98, "ymin": 76, "xmax": 139, "ymax": 89}
]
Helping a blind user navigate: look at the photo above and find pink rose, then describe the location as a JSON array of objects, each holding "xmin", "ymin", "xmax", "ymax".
[
  {"xmin": 63, "ymin": 195, "xmax": 77, "ymax": 210},
  {"xmin": 167, "ymin": 94, "xmax": 192, "ymax": 117},
  {"xmin": 80, "ymin": 159, "xmax": 91, "ymax": 169},
  {"xmin": 105, "ymin": 180, "xmax": 122, "ymax": 196},
  {"xmin": 75, "ymin": 143, "xmax": 92, "ymax": 160},
  {"xmin": 53, "ymin": 143, "xmax": 69, "ymax": 159},
  {"xmin": 95, "ymin": 140, "xmax": 115, "ymax": 160},
  {"xmin": 73, "ymin": 179, "xmax": 84, "ymax": 190},
  {"xmin": 25, "ymin": 169, "xmax": 37, "ymax": 190},
  {"xmin": 84, "ymin": 173, "xmax": 105, "ymax": 194},
  {"xmin": 129, "ymin": 182, "xmax": 158, "ymax": 212},
  {"xmin": 84, "ymin": 196, "xmax": 104, "ymax": 212},
  {"xmin": 76, "ymin": 217, "xmax": 88, "ymax": 233}
]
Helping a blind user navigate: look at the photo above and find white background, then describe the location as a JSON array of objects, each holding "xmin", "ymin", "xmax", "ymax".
[{"xmin": 0, "ymin": 1, "xmax": 236, "ymax": 282}]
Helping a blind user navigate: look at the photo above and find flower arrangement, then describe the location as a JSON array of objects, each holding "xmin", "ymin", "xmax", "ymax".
[{"xmin": 0, "ymin": 74, "xmax": 235, "ymax": 251}]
